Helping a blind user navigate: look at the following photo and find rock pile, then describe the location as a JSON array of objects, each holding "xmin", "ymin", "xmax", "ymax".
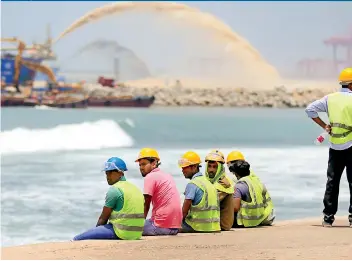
[{"xmin": 83, "ymin": 83, "xmax": 333, "ymax": 108}]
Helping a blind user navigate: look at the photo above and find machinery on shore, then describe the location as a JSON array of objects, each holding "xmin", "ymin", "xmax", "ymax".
[{"xmin": 1, "ymin": 31, "xmax": 155, "ymax": 108}]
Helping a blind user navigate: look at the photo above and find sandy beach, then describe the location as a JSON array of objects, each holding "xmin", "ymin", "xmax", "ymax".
[{"xmin": 2, "ymin": 217, "xmax": 351, "ymax": 260}]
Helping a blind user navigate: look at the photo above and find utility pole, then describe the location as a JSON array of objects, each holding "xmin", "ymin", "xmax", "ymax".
[{"xmin": 113, "ymin": 58, "xmax": 119, "ymax": 81}]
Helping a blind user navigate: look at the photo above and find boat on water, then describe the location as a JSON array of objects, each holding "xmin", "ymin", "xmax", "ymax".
[
  {"xmin": 22, "ymin": 97, "xmax": 89, "ymax": 109},
  {"xmin": 87, "ymin": 95, "xmax": 155, "ymax": 108},
  {"xmin": 0, "ymin": 95, "xmax": 26, "ymax": 107},
  {"xmin": 1, "ymin": 91, "xmax": 89, "ymax": 109},
  {"xmin": 2, "ymin": 82, "xmax": 155, "ymax": 108},
  {"xmin": 1, "ymin": 94, "xmax": 155, "ymax": 108},
  {"xmin": 2, "ymin": 72, "xmax": 155, "ymax": 109}
]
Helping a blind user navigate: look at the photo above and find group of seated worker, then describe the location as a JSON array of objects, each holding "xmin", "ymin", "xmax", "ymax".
[{"xmin": 72, "ymin": 148, "xmax": 275, "ymax": 241}]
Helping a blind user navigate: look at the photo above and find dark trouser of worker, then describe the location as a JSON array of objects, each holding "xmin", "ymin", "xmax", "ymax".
[
  {"xmin": 232, "ymin": 213, "xmax": 244, "ymax": 228},
  {"xmin": 323, "ymin": 146, "xmax": 352, "ymax": 224},
  {"xmin": 219, "ymin": 193, "xmax": 234, "ymax": 231}
]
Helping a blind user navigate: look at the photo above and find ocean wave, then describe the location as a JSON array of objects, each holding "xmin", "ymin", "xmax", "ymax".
[{"xmin": 0, "ymin": 119, "xmax": 134, "ymax": 155}]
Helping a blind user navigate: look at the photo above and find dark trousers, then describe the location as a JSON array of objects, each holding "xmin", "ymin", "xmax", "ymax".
[
  {"xmin": 232, "ymin": 213, "xmax": 244, "ymax": 228},
  {"xmin": 323, "ymin": 146, "xmax": 352, "ymax": 216}
]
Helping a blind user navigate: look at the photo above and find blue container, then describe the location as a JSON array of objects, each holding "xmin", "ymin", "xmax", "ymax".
[{"xmin": 1, "ymin": 55, "xmax": 43, "ymax": 85}]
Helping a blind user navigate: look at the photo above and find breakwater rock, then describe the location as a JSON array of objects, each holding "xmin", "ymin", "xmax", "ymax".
[{"xmin": 83, "ymin": 83, "xmax": 334, "ymax": 108}]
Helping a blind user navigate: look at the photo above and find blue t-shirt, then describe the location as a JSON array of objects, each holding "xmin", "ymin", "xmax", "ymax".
[
  {"xmin": 184, "ymin": 172, "xmax": 204, "ymax": 205},
  {"xmin": 104, "ymin": 176, "xmax": 126, "ymax": 211}
]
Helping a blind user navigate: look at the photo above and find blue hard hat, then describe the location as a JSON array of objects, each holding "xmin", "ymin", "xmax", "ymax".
[{"xmin": 103, "ymin": 157, "xmax": 128, "ymax": 172}]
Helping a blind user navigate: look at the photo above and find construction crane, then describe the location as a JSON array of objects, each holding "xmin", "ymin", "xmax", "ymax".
[
  {"xmin": 21, "ymin": 60, "xmax": 57, "ymax": 83},
  {"xmin": 1, "ymin": 37, "xmax": 27, "ymax": 92},
  {"xmin": 1, "ymin": 37, "xmax": 57, "ymax": 93},
  {"xmin": 1, "ymin": 25, "xmax": 56, "ymax": 59}
]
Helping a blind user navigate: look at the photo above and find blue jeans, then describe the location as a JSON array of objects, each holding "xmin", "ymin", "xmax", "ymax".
[
  {"xmin": 73, "ymin": 224, "xmax": 119, "ymax": 241},
  {"xmin": 142, "ymin": 219, "xmax": 179, "ymax": 236}
]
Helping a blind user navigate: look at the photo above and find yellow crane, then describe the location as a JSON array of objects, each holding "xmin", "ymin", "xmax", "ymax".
[{"xmin": 1, "ymin": 37, "xmax": 57, "ymax": 92}]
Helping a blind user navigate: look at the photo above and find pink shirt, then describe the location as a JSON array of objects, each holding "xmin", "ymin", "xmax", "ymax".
[{"xmin": 143, "ymin": 168, "xmax": 182, "ymax": 228}]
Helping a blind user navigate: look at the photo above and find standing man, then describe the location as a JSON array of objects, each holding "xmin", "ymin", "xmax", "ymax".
[
  {"xmin": 178, "ymin": 151, "xmax": 221, "ymax": 233},
  {"xmin": 136, "ymin": 148, "xmax": 182, "ymax": 236},
  {"xmin": 305, "ymin": 67, "xmax": 352, "ymax": 227},
  {"xmin": 204, "ymin": 149, "xmax": 234, "ymax": 231},
  {"xmin": 73, "ymin": 157, "xmax": 145, "ymax": 240}
]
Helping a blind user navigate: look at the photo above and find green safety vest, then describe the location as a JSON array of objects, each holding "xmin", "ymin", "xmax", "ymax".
[
  {"xmin": 214, "ymin": 175, "xmax": 235, "ymax": 195},
  {"xmin": 109, "ymin": 181, "xmax": 145, "ymax": 240},
  {"xmin": 185, "ymin": 176, "xmax": 221, "ymax": 232},
  {"xmin": 327, "ymin": 92, "xmax": 352, "ymax": 145},
  {"xmin": 237, "ymin": 174, "xmax": 274, "ymax": 228}
]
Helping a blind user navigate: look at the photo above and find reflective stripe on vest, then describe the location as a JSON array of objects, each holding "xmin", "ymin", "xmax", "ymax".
[
  {"xmin": 185, "ymin": 176, "xmax": 221, "ymax": 231},
  {"xmin": 237, "ymin": 174, "xmax": 274, "ymax": 227},
  {"xmin": 109, "ymin": 181, "xmax": 145, "ymax": 239},
  {"xmin": 241, "ymin": 197, "xmax": 272, "ymax": 209},
  {"xmin": 327, "ymin": 92, "xmax": 352, "ymax": 145},
  {"xmin": 110, "ymin": 213, "xmax": 145, "ymax": 219},
  {"xmin": 330, "ymin": 123, "xmax": 352, "ymax": 138},
  {"xmin": 190, "ymin": 179, "xmax": 220, "ymax": 219},
  {"xmin": 113, "ymin": 223, "xmax": 144, "ymax": 232}
]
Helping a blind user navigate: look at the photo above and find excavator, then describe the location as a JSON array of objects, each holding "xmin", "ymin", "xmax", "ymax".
[{"xmin": 1, "ymin": 37, "xmax": 57, "ymax": 93}]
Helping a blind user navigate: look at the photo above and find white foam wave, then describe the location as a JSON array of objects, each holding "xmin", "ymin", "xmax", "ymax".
[
  {"xmin": 0, "ymin": 120, "xmax": 134, "ymax": 155},
  {"xmin": 34, "ymin": 105, "xmax": 57, "ymax": 110}
]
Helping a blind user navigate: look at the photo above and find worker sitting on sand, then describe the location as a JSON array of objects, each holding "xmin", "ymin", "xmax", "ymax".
[
  {"xmin": 73, "ymin": 157, "xmax": 145, "ymax": 241},
  {"xmin": 136, "ymin": 148, "xmax": 182, "ymax": 236},
  {"xmin": 226, "ymin": 151, "xmax": 275, "ymax": 228},
  {"xmin": 178, "ymin": 151, "xmax": 221, "ymax": 233},
  {"xmin": 305, "ymin": 67, "xmax": 352, "ymax": 227},
  {"xmin": 205, "ymin": 149, "xmax": 235, "ymax": 231}
]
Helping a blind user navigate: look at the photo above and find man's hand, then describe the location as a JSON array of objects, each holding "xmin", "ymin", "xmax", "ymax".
[
  {"xmin": 219, "ymin": 177, "xmax": 231, "ymax": 188},
  {"xmin": 182, "ymin": 199, "xmax": 192, "ymax": 220},
  {"xmin": 325, "ymin": 124, "xmax": 331, "ymax": 134},
  {"xmin": 312, "ymin": 117, "xmax": 329, "ymax": 132},
  {"xmin": 96, "ymin": 206, "xmax": 113, "ymax": 227}
]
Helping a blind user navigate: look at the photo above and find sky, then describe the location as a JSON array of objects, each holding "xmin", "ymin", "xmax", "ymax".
[{"xmin": 1, "ymin": 1, "xmax": 352, "ymax": 79}]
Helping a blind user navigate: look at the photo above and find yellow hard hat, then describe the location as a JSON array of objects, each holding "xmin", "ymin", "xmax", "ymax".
[
  {"xmin": 205, "ymin": 149, "xmax": 225, "ymax": 163},
  {"xmin": 135, "ymin": 148, "xmax": 160, "ymax": 162},
  {"xmin": 226, "ymin": 150, "xmax": 245, "ymax": 163},
  {"xmin": 178, "ymin": 151, "xmax": 201, "ymax": 168},
  {"xmin": 338, "ymin": 68, "xmax": 352, "ymax": 84}
]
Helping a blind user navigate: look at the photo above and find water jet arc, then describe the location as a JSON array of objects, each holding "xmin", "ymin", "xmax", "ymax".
[{"xmin": 55, "ymin": 1, "xmax": 281, "ymax": 86}]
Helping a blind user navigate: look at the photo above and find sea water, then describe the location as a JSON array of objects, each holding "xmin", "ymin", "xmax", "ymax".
[{"xmin": 1, "ymin": 107, "xmax": 349, "ymax": 247}]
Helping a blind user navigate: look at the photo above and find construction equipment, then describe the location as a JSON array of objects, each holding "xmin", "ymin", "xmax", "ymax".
[
  {"xmin": 1, "ymin": 37, "xmax": 57, "ymax": 92},
  {"xmin": 1, "ymin": 37, "xmax": 27, "ymax": 92},
  {"xmin": 21, "ymin": 60, "xmax": 57, "ymax": 83}
]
